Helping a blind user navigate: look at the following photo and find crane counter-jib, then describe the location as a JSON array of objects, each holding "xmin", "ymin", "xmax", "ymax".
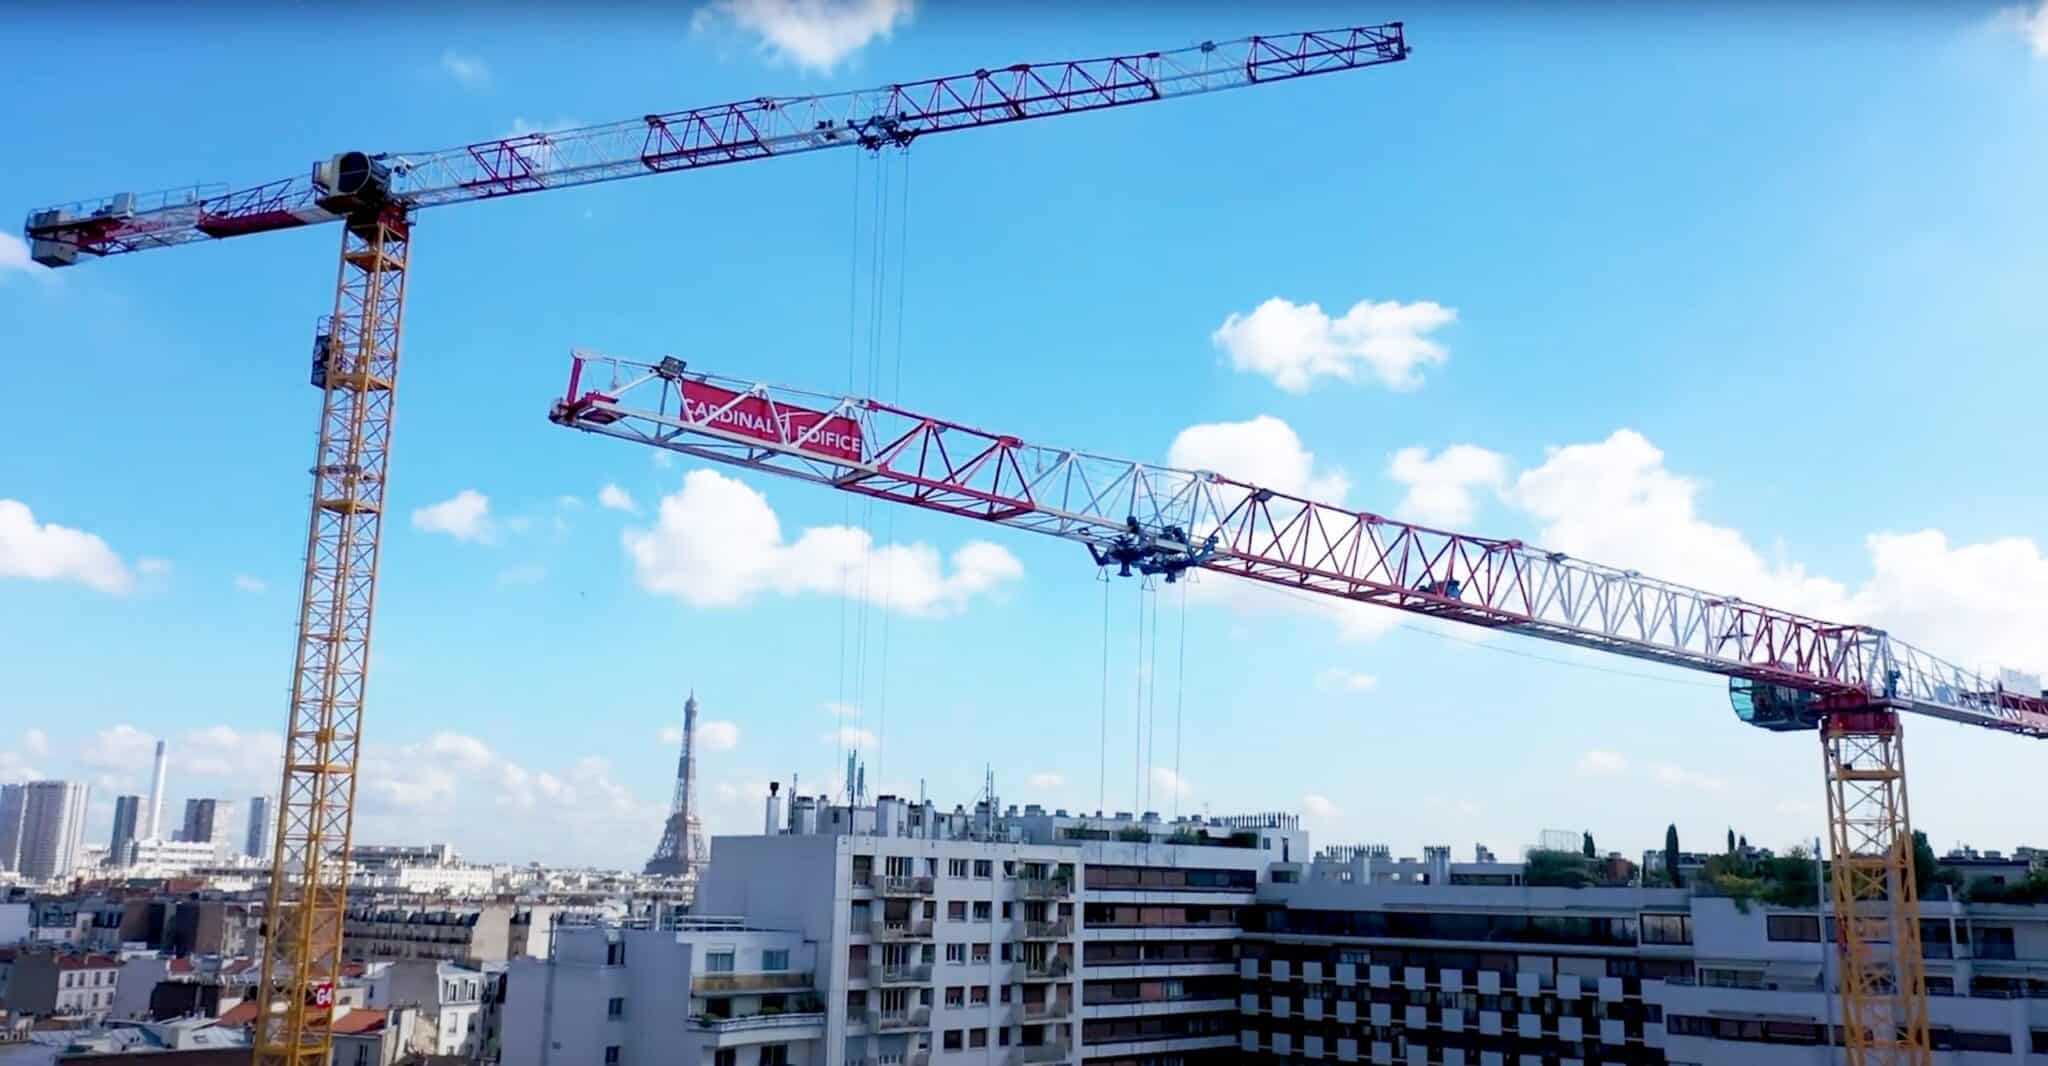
[
  {"xmin": 22, "ymin": 23, "xmax": 1407, "ymax": 264},
  {"xmin": 548, "ymin": 352, "xmax": 2048, "ymax": 741}
]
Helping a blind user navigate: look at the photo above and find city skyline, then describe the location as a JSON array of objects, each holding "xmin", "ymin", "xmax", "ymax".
[{"xmin": 5, "ymin": 4, "xmax": 2048, "ymax": 871}]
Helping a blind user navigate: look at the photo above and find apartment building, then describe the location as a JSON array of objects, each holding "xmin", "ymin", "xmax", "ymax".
[
  {"xmin": 503, "ymin": 918, "xmax": 822, "ymax": 1066},
  {"xmin": 504, "ymin": 788, "xmax": 1297, "ymax": 1066},
  {"xmin": 343, "ymin": 902, "xmax": 559, "ymax": 964},
  {"xmin": 1235, "ymin": 846, "xmax": 2048, "ymax": 1065},
  {"xmin": 2, "ymin": 949, "xmax": 122, "ymax": 1018}
]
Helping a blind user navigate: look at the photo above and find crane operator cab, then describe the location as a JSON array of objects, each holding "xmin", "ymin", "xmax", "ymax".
[{"xmin": 1729, "ymin": 678, "xmax": 1826, "ymax": 732}]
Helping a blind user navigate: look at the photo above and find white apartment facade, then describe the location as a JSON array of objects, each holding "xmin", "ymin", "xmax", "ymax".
[
  {"xmin": 505, "ymin": 789, "xmax": 1296, "ymax": 1066},
  {"xmin": 16, "ymin": 781, "xmax": 90, "ymax": 882}
]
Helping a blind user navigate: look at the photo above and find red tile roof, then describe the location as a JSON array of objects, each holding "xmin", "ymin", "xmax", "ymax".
[
  {"xmin": 54, "ymin": 954, "xmax": 118, "ymax": 970},
  {"xmin": 216, "ymin": 1002, "xmax": 259, "ymax": 1027},
  {"xmin": 213, "ymin": 1001, "xmax": 388, "ymax": 1036}
]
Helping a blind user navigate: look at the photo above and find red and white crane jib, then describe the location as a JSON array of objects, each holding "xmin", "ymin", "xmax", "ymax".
[
  {"xmin": 549, "ymin": 352, "xmax": 2048, "ymax": 741},
  {"xmin": 22, "ymin": 25, "xmax": 1406, "ymax": 264}
]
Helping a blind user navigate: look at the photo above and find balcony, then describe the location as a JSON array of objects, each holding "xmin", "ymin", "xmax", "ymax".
[
  {"xmin": 1015, "ymin": 999, "xmax": 1071, "ymax": 1022},
  {"xmin": 879, "ymin": 875, "xmax": 935, "ymax": 897},
  {"xmin": 877, "ymin": 963, "xmax": 933, "ymax": 985},
  {"xmin": 690, "ymin": 998, "xmax": 825, "ymax": 1035},
  {"xmin": 1017, "ymin": 878, "xmax": 1072, "ymax": 900},
  {"xmin": 868, "ymin": 1006, "xmax": 931, "ymax": 1032},
  {"xmin": 1016, "ymin": 919, "xmax": 1071, "ymax": 940},
  {"xmin": 1012, "ymin": 956, "xmax": 1072, "ymax": 981},
  {"xmin": 1008, "ymin": 1043, "xmax": 1071, "ymax": 1065},
  {"xmin": 694, "ymin": 971, "xmax": 814, "ymax": 995},
  {"xmin": 871, "ymin": 918, "xmax": 934, "ymax": 941}
]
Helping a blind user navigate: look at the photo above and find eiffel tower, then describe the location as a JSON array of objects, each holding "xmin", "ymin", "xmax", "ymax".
[{"xmin": 644, "ymin": 692, "xmax": 709, "ymax": 884}]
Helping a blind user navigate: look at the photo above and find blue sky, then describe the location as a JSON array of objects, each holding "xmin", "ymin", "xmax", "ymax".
[{"xmin": 4, "ymin": 2, "xmax": 2047, "ymax": 869}]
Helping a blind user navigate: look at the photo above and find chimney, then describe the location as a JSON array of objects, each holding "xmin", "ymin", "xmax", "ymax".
[{"xmin": 764, "ymin": 782, "xmax": 782, "ymax": 836}]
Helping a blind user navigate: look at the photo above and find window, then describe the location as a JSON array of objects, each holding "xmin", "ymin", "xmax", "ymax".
[
  {"xmin": 970, "ymin": 1027, "xmax": 989, "ymax": 1048},
  {"xmin": 1765, "ymin": 914, "xmax": 1819, "ymax": 942},
  {"xmin": 948, "ymin": 901, "xmax": 968, "ymax": 922},
  {"xmin": 762, "ymin": 949, "xmax": 789, "ymax": 972},
  {"xmin": 1973, "ymin": 926, "xmax": 2016, "ymax": 960},
  {"xmin": 974, "ymin": 860, "xmax": 993, "ymax": 878},
  {"xmin": 1001, "ymin": 902, "xmax": 1013, "ymax": 919},
  {"xmin": 2032, "ymin": 1030, "xmax": 2048, "ymax": 1054},
  {"xmin": 1000, "ymin": 985, "xmax": 1012, "ymax": 1003},
  {"xmin": 762, "ymin": 1047, "xmax": 790, "ymax": 1066},
  {"xmin": 944, "ymin": 1030, "xmax": 964, "ymax": 1051},
  {"xmin": 706, "ymin": 951, "xmax": 736, "ymax": 973},
  {"xmin": 971, "ymin": 986, "xmax": 990, "ymax": 1005},
  {"xmin": 973, "ymin": 902, "xmax": 992, "ymax": 922},
  {"xmin": 603, "ymin": 1047, "xmax": 620, "ymax": 1064},
  {"xmin": 946, "ymin": 944, "xmax": 966, "ymax": 964},
  {"xmin": 1003, "ymin": 861, "xmax": 1016, "ymax": 877},
  {"xmin": 606, "ymin": 941, "xmax": 626, "ymax": 966},
  {"xmin": 715, "ymin": 1051, "xmax": 737, "ymax": 1066},
  {"xmin": 946, "ymin": 986, "xmax": 965, "ymax": 1007},
  {"xmin": 972, "ymin": 943, "xmax": 991, "ymax": 964},
  {"xmin": 607, "ymin": 997, "xmax": 624, "ymax": 1018},
  {"xmin": 1639, "ymin": 913, "xmax": 1692, "ymax": 945},
  {"xmin": 949, "ymin": 859, "xmax": 970, "ymax": 878}
]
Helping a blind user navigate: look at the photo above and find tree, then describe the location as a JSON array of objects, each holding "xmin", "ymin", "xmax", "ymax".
[
  {"xmin": 1738, "ymin": 833, "xmax": 1749, "ymax": 851},
  {"xmin": 1525, "ymin": 849, "xmax": 1591, "ymax": 888},
  {"xmin": 1911, "ymin": 830, "xmax": 1938, "ymax": 898},
  {"xmin": 1726, "ymin": 828, "xmax": 1736, "ymax": 855},
  {"xmin": 1665, "ymin": 824, "xmax": 1683, "ymax": 887},
  {"xmin": 1582, "ymin": 832, "xmax": 1596, "ymax": 859}
]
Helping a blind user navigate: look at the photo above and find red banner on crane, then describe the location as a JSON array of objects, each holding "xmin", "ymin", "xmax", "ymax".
[{"xmin": 680, "ymin": 379, "xmax": 864, "ymax": 463}]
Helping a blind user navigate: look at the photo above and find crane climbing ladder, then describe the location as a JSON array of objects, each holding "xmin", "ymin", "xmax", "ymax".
[
  {"xmin": 550, "ymin": 353, "xmax": 2048, "ymax": 1066},
  {"xmin": 21, "ymin": 25, "xmax": 1409, "ymax": 1066}
]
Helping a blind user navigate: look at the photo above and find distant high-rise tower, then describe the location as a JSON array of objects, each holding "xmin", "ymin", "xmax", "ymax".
[
  {"xmin": 0, "ymin": 784, "xmax": 24, "ymax": 871},
  {"xmin": 245, "ymin": 796, "xmax": 272, "ymax": 860},
  {"xmin": 145, "ymin": 739, "xmax": 167, "ymax": 840},
  {"xmin": 110, "ymin": 795, "xmax": 142, "ymax": 865},
  {"xmin": 644, "ymin": 693, "xmax": 709, "ymax": 883},
  {"xmin": 17, "ymin": 781, "xmax": 90, "ymax": 881}
]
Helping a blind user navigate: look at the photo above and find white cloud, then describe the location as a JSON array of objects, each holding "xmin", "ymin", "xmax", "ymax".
[
  {"xmin": 22, "ymin": 729, "xmax": 49, "ymax": 759},
  {"xmin": 177, "ymin": 725, "xmax": 281, "ymax": 780},
  {"xmin": 439, "ymin": 49, "xmax": 491, "ymax": 88},
  {"xmin": 823, "ymin": 701, "xmax": 861, "ymax": 719},
  {"xmin": 1213, "ymin": 296, "xmax": 1455, "ymax": 393},
  {"xmin": 1148, "ymin": 766, "xmax": 1191, "ymax": 799},
  {"xmin": 1846, "ymin": 531, "xmax": 2048, "ymax": 677},
  {"xmin": 1651, "ymin": 763, "xmax": 1729, "ymax": 794},
  {"xmin": 699, "ymin": 720, "xmax": 742, "ymax": 752},
  {"xmin": 1575, "ymin": 750, "xmax": 1629, "ymax": 777},
  {"xmin": 1026, "ymin": 771, "xmax": 1065, "ymax": 790},
  {"xmin": 598, "ymin": 483, "xmax": 638, "ymax": 513},
  {"xmin": 232, "ymin": 575, "xmax": 267, "ymax": 593},
  {"xmin": 824, "ymin": 726, "xmax": 880, "ymax": 752},
  {"xmin": 657, "ymin": 725, "xmax": 684, "ymax": 746},
  {"xmin": 0, "ymin": 499, "xmax": 132, "ymax": 593},
  {"xmin": 1301, "ymin": 793, "xmax": 1341, "ymax": 819},
  {"xmin": 424, "ymin": 731, "xmax": 495, "ymax": 771},
  {"xmin": 1996, "ymin": 2, "xmax": 2048, "ymax": 56},
  {"xmin": 692, "ymin": 0, "xmax": 913, "ymax": 73},
  {"xmin": 625, "ymin": 469, "xmax": 1022, "ymax": 615},
  {"xmin": 136, "ymin": 557, "xmax": 172, "ymax": 577},
  {"xmin": 412, "ymin": 489, "xmax": 495, "ymax": 543},
  {"xmin": 79, "ymin": 725, "xmax": 156, "ymax": 771},
  {"xmin": 1510, "ymin": 431, "xmax": 1849, "ymax": 617},
  {"xmin": 1387, "ymin": 445, "xmax": 1508, "ymax": 527},
  {"xmin": 1314, "ymin": 668, "xmax": 1379, "ymax": 693},
  {"xmin": 1509, "ymin": 430, "xmax": 2048, "ymax": 677},
  {"xmin": 0, "ymin": 233, "xmax": 38, "ymax": 276},
  {"xmin": 1166, "ymin": 415, "xmax": 1348, "ymax": 500}
]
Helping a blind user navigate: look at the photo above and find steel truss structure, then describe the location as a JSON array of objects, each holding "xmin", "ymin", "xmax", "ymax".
[
  {"xmin": 24, "ymin": 25, "xmax": 1406, "ymax": 261},
  {"xmin": 552, "ymin": 355, "xmax": 2048, "ymax": 738},
  {"xmin": 553, "ymin": 355, "xmax": 2048, "ymax": 1066},
  {"xmin": 253, "ymin": 210, "xmax": 408, "ymax": 1066}
]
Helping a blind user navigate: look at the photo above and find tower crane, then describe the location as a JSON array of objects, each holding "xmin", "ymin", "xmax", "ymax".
[
  {"xmin": 551, "ymin": 354, "xmax": 2048, "ymax": 1066},
  {"xmin": 20, "ymin": 25, "xmax": 1410, "ymax": 1066}
]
